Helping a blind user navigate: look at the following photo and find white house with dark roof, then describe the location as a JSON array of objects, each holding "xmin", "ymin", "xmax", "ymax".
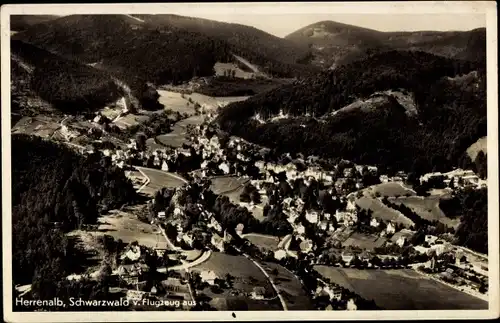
[{"xmin": 200, "ymin": 270, "xmax": 218, "ymax": 285}]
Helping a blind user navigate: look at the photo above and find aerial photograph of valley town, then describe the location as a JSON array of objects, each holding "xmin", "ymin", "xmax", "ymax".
[{"xmin": 5, "ymin": 4, "xmax": 494, "ymax": 315}]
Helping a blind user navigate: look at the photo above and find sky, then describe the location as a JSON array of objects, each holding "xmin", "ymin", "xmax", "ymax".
[
  {"xmin": 6, "ymin": 2, "xmax": 488, "ymax": 38},
  {"xmin": 177, "ymin": 13, "xmax": 486, "ymax": 38}
]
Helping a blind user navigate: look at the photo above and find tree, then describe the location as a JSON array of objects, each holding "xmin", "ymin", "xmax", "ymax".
[
  {"xmin": 99, "ymin": 263, "xmax": 113, "ymax": 283},
  {"xmin": 136, "ymin": 132, "xmax": 147, "ymax": 151},
  {"xmin": 370, "ymin": 256, "xmax": 381, "ymax": 267}
]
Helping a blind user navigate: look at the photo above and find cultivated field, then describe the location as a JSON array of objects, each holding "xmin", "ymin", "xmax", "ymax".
[
  {"xmin": 355, "ymin": 196, "xmax": 414, "ymax": 227},
  {"xmin": 391, "ymin": 195, "xmax": 460, "ymax": 228},
  {"xmin": 364, "ymin": 182, "xmax": 416, "ymax": 198},
  {"xmin": 136, "ymin": 166, "xmax": 187, "ymax": 196},
  {"xmin": 70, "ymin": 207, "xmax": 169, "ymax": 250},
  {"xmin": 314, "ymin": 266, "xmax": 488, "ymax": 310}
]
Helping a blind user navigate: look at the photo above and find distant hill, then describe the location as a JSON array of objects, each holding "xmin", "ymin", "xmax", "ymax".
[
  {"xmin": 13, "ymin": 15, "xmax": 232, "ymax": 93},
  {"xmin": 13, "ymin": 14, "xmax": 317, "ymax": 89},
  {"xmin": 285, "ymin": 20, "xmax": 486, "ymax": 68},
  {"xmin": 10, "ymin": 15, "xmax": 60, "ymax": 31},
  {"xmin": 132, "ymin": 14, "xmax": 311, "ymax": 65},
  {"xmin": 218, "ymin": 50, "xmax": 486, "ymax": 174},
  {"xmin": 11, "ymin": 39, "xmax": 123, "ymax": 114}
]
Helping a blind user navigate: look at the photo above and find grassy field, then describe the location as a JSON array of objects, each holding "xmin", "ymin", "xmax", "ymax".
[
  {"xmin": 342, "ymin": 232, "xmax": 387, "ymax": 251},
  {"xmin": 136, "ymin": 167, "xmax": 187, "ymax": 196},
  {"xmin": 261, "ymin": 261, "xmax": 315, "ymax": 310},
  {"xmin": 191, "ymin": 252, "xmax": 284, "ymax": 310},
  {"xmin": 364, "ymin": 182, "xmax": 416, "ymax": 198},
  {"xmin": 391, "ymin": 195, "xmax": 460, "ymax": 228},
  {"xmin": 243, "ymin": 233, "xmax": 280, "ymax": 251},
  {"xmin": 191, "ymin": 252, "xmax": 274, "ymax": 295},
  {"xmin": 214, "ymin": 62, "xmax": 255, "ymax": 79},
  {"xmin": 145, "ymin": 137, "xmax": 166, "ymax": 151},
  {"xmin": 314, "ymin": 266, "xmax": 488, "ymax": 310},
  {"xmin": 70, "ymin": 207, "xmax": 168, "ymax": 250},
  {"xmin": 100, "ymin": 106, "xmax": 122, "ymax": 120},
  {"xmin": 210, "ymin": 176, "xmax": 250, "ymax": 195},
  {"xmin": 355, "ymin": 196, "xmax": 415, "ymax": 227},
  {"xmin": 114, "ymin": 114, "xmax": 150, "ymax": 129},
  {"xmin": 157, "ymin": 90, "xmax": 195, "ymax": 115}
]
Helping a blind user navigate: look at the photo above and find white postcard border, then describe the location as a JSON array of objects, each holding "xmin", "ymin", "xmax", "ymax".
[{"xmin": 2, "ymin": 2, "xmax": 498, "ymax": 322}]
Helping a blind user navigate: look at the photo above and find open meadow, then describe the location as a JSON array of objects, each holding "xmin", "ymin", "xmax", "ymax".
[
  {"xmin": 214, "ymin": 62, "xmax": 255, "ymax": 79},
  {"xmin": 69, "ymin": 207, "xmax": 169, "ymax": 250},
  {"xmin": 157, "ymin": 90, "xmax": 196, "ymax": 115},
  {"xmin": 190, "ymin": 252, "xmax": 282, "ymax": 310},
  {"xmin": 391, "ymin": 195, "xmax": 460, "ymax": 228},
  {"xmin": 364, "ymin": 182, "xmax": 416, "ymax": 198},
  {"xmin": 191, "ymin": 252, "xmax": 273, "ymax": 293},
  {"xmin": 355, "ymin": 196, "xmax": 414, "ymax": 227},
  {"xmin": 314, "ymin": 266, "xmax": 488, "ymax": 310},
  {"xmin": 242, "ymin": 233, "xmax": 280, "ymax": 251}
]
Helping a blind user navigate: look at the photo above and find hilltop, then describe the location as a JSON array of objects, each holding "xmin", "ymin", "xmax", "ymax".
[
  {"xmin": 132, "ymin": 14, "xmax": 312, "ymax": 66},
  {"xmin": 285, "ymin": 20, "xmax": 486, "ymax": 68},
  {"xmin": 217, "ymin": 50, "xmax": 486, "ymax": 174}
]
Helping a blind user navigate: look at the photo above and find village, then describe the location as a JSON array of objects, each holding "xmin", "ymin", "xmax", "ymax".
[{"xmin": 14, "ymin": 89, "xmax": 489, "ymax": 311}]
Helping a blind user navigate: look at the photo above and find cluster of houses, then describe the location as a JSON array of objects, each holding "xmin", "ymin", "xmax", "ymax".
[{"xmin": 420, "ymin": 168, "xmax": 486, "ymax": 189}]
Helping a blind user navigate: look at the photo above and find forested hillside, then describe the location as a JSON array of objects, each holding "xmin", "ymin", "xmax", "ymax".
[
  {"xmin": 285, "ymin": 20, "xmax": 486, "ymax": 69},
  {"xmin": 12, "ymin": 15, "xmax": 233, "ymax": 108},
  {"xmin": 440, "ymin": 188, "xmax": 488, "ymax": 254},
  {"xmin": 13, "ymin": 14, "xmax": 316, "ymax": 100},
  {"xmin": 218, "ymin": 51, "xmax": 486, "ymax": 174},
  {"xmin": 131, "ymin": 14, "xmax": 317, "ymax": 77},
  {"xmin": 11, "ymin": 40, "xmax": 123, "ymax": 113},
  {"xmin": 12, "ymin": 134, "xmax": 139, "ymax": 286}
]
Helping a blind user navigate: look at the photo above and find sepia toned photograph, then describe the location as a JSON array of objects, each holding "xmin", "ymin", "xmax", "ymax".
[{"xmin": 1, "ymin": 2, "xmax": 498, "ymax": 322}]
